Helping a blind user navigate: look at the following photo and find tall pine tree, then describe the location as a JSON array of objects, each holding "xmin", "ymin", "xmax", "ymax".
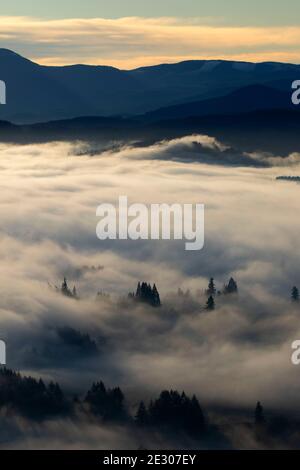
[{"xmin": 207, "ymin": 278, "xmax": 216, "ymax": 296}]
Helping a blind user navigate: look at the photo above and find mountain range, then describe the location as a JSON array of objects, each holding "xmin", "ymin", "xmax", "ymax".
[{"xmin": 0, "ymin": 48, "xmax": 299, "ymax": 124}]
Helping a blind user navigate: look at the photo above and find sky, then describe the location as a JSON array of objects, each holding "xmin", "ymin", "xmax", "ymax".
[
  {"xmin": 2, "ymin": 0, "xmax": 300, "ymax": 25},
  {"xmin": 0, "ymin": 1, "xmax": 300, "ymax": 68}
]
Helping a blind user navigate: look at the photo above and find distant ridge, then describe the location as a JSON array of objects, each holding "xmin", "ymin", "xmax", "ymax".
[
  {"xmin": 0, "ymin": 49, "xmax": 299, "ymax": 123},
  {"xmin": 142, "ymin": 84, "xmax": 293, "ymax": 121},
  {"xmin": 0, "ymin": 108, "xmax": 300, "ymax": 156}
]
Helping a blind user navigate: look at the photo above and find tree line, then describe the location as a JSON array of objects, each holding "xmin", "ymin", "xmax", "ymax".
[
  {"xmin": 0, "ymin": 367, "xmax": 267, "ymax": 441},
  {"xmin": 56, "ymin": 277, "xmax": 300, "ymax": 310}
]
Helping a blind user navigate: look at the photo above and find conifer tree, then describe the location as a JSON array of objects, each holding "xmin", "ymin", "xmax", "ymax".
[
  {"xmin": 292, "ymin": 286, "xmax": 299, "ymax": 302},
  {"xmin": 152, "ymin": 284, "xmax": 161, "ymax": 307},
  {"xmin": 135, "ymin": 401, "xmax": 149, "ymax": 426},
  {"xmin": 134, "ymin": 281, "xmax": 161, "ymax": 307},
  {"xmin": 136, "ymin": 282, "xmax": 141, "ymax": 298},
  {"xmin": 207, "ymin": 278, "xmax": 216, "ymax": 296},
  {"xmin": 224, "ymin": 277, "xmax": 238, "ymax": 294},
  {"xmin": 61, "ymin": 277, "xmax": 68, "ymax": 294},
  {"xmin": 206, "ymin": 295, "xmax": 215, "ymax": 310}
]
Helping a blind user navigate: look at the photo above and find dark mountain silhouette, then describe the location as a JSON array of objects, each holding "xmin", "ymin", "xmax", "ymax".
[
  {"xmin": 0, "ymin": 49, "xmax": 299, "ymax": 123},
  {"xmin": 143, "ymin": 85, "xmax": 293, "ymax": 121}
]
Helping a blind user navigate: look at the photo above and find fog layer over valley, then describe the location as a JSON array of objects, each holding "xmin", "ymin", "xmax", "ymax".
[{"xmin": 0, "ymin": 135, "xmax": 300, "ymax": 448}]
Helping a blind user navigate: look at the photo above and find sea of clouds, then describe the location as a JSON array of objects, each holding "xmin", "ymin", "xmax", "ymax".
[{"xmin": 0, "ymin": 134, "xmax": 300, "ymax": 448}]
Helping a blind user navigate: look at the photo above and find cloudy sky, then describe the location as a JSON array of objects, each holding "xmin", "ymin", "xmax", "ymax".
[{"xmin": 0, "ymin": 0, "xmax": 300, "ymax": 67}]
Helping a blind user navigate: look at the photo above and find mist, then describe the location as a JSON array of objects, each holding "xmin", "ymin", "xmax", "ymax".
[{"xmin": 0, "ymin": 135, "xmax": 300, "ymax": 448}]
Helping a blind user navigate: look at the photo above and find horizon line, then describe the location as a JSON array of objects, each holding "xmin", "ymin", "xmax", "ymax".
[{"xmin": 1, "ymin": 48, "xmax": 300, "ymax": 71}]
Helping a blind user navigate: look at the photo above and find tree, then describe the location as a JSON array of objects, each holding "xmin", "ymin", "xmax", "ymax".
[
  {"xmin": 188, "ymin": 395, "xmax": 206, "ymax": 434},
  {"xmin": 135, "ymin": 401, "xmax": 149, "ymax": 426},
  {"xmin": 152, "ymin": 284, "xmax": 161, "ymax": 307},
  {"xmin": 133, "ymin": 281, "xmax": 161, "ymax": 307},
  {"xmin": 255, "ymin": 401, "xmax": 265, "ymax": 425},
  {"xmin": 136, "ymin": 282, "xmax": 141, "ymax": 298},
  {"xmin": 85, "ymin": 381, "xmax": 126, "ymax": 421},
  {"xmin": 61, "ymin": 277, "xmax": 74, "ymax": 298},
  {"xmin": 206, "ymin": 295, "xmax": 215, "ymax": 311},
  {"xmin": 207, "ymin": 278, "xmax": 216, "ymax": 296},
  {"xmin": 60, "ymin": 278, "xmax": 78, "ymax": 299},
  {"xmin": 61, "ymin": 277, "xmax": 69, "ymax": 295},
  {"xmin": 148, "ymin": 390, "xmax": 205, "ymax": 437},
  {"xmin": 291, "ymin": 286, "xmax": 299, "ymax": 302},
  {"xmin": 224, "ymin": 277, "xmax": 238, "ymax": 294},
  {"xmin": 0, "ymin": 368, "xmax": 69, "ymax": 418}
]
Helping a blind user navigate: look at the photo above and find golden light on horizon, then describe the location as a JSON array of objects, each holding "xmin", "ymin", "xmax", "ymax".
[{"xmin": 0, "ymin": 16, "xmax": 299, "ymax": 68}]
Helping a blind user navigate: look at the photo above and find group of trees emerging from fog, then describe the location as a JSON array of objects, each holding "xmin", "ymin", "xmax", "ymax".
[
  {"xmin": 205, "ymin": 277, "xmax": 238, "ymax": 311},
  {"xmin": 0, "ymin": 367, "xmax": 206, "ymax": 436},
  {"xmin": 135, "ymin": 391, "xmax": 205, "ymax": 437},
  {"xmin": 85, "ymin": 381, "xmax": 126, "ymax": 421},
  {"xmin": 56, "ymin": 276, "xmax": 299, "ymax": 311},
  {"xmin": 128, "ymin": 282, "xmax": 161, "ymax": 307},
  {"xmin": 7, "ymin": 272, "xmax": 300, "ymax": 446},
  {"xmin": 0, "ymin": 367, "xmax": 268, "ymax": 443},
  {"xmin": 54, "ymin": 277, "xmax": 79, "ymax": 299},
  {"xmin": 0, "ymin": 368, "xmax": 69, "ymax": 418}
]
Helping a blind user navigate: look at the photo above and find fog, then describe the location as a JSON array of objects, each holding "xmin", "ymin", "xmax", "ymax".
[{"xmin": 0, "ymin": 135, "xmax": 300, "ymax": 448}]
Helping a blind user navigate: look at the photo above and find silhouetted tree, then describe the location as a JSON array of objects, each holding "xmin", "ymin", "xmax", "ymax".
[
  {"xmin": 255, "ymin": 401, "xmax": 265, "ymax": 425},
  {"xmin": 136, "ymin": 282, "xmax": 141, "ymax": 298},
  {"xmin": 47, "ymin": 382, "xmax": 68, "ymax": 415},
  {"xmin": 152, "ymin": 284, "xmax": 161, "ymax": 307},
  {"xmin": 206, "ymin": 295, "xmax": 215, "ymax": 310},
  {"xmin": 135, "ymin": 401, "xmax": 149, "ymax": 426},
  {"xmin": 292, "ymin": 286, "xmax": 299, "ymax": 302},
  {"xmin": 61, "ymin": 277, "xmax": 69, "ymax": 295},
  {"xmin": 207, "ymin": 278, "xmax": 216, "ymax": 296},
  {"xmin": 224, "ymin": 277, "xmax": 238, "ymax": 294},
  {"xmin": 61, "ymin": 277, "xmax": 77, "ymax": 298}
]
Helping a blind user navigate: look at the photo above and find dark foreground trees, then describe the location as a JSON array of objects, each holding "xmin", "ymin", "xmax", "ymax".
[
  {"xmin": 0, "ymin": 368, "xmax": 69, "ymax": 418},
  {"xmin": 136, "ymin": 390, "xmax": 206, "ymax": 437},
  {"xmin": 0, "ymin": 368, "xmax": 206, "ymax": 439},
  {"xmin": 2, "ymin": 368, "xmax": 298, "ymax": 448},
  {"xmin": 85, "ymin": 381, "xmax": 126, "ymax": 421}
]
